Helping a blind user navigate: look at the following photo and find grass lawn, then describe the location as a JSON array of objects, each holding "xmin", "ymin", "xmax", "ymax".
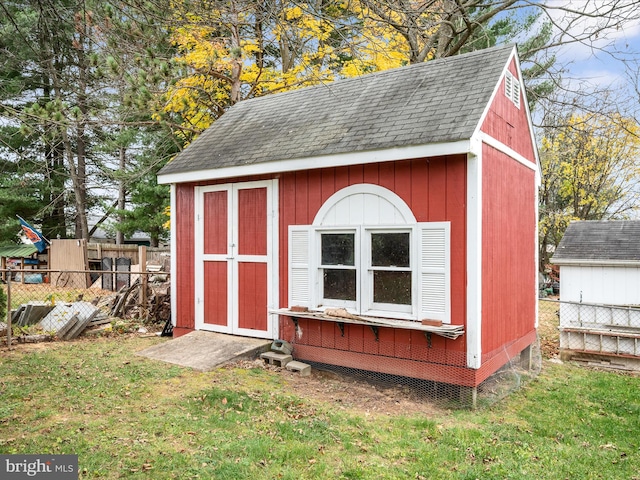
[{"xmin": 1, "ymin": 322, "xmax": 639, "ymax": 478}]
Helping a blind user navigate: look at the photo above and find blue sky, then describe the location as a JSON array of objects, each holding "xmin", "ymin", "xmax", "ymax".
[
  {"xmin": 544, "ymin": 0, "xmax": 640, "ymax": 100},
  {"xmin": 559, "ymin": 23, "xmax": 640, "ymax": 90}
]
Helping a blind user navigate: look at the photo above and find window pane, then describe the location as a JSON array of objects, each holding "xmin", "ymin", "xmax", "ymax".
[
  {"xmin": 373, "ymin": 271, "xmax": 411, "ymax": 305},
  {"xmin": 324, "ymin": 269, "xmax": 356, "ymax": 301},
  {"xmin": 321, "ymin": 233, "xmax": 355, "ymax": 266},
  {"xmin": 371, "ymin": 232, "xmax": 410, "ymax": 267}
]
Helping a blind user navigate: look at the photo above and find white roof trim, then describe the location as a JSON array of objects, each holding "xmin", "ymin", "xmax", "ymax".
[
  {"xmin": 157, "ymin": 140, "xmax": 471, "ymax": 184},
  {"xmin": 553, "ymin": 259, "xmax": 640, "ymax": 267},
  {"xmin": 513, "ymin": 50, "xmax": 541, "ymax": 174},
  {"xmin": 471, "ymin": 46, "xmax": 541, "ymax": 179}
]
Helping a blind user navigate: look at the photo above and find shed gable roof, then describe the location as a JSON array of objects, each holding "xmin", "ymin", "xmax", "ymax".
[
  {"xmin": 552, "ymin": 221, "xmax": 640, "ymax": 264},
  {"xmin": 158, "ymin": 45, "xmax": 516, "ymax": 179}
]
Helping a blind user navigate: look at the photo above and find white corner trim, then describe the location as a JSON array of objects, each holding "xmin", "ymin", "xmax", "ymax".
[
  {"xmin": 157, "ymin": 140, "xmax": 472, "ymax": 185},
  {"xmin": 270, "ymin": 179, "xmax": 280, "ymax": 338},
  {"xmin": 466, "ymin": 152, "xmax": 482, "ymax": 369},
  {"xmin": 534, "ymin": 181, "xmax": 539, "ymax": 329},
  {"xmin": 170, "ymin": 185, "xmax": 177, "ymax": 327}
]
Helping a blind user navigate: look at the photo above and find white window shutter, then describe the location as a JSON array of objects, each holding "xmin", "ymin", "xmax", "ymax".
[
  {"xmin": 289, "ymin": 225, "xmax": 312, "ymax": 308},
  {"xmin": 418, "ymin": 223, "xmax": 450, "ymax": 323}
]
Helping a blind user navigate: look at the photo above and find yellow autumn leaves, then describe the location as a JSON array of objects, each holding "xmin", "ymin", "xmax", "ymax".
[
  {"xmin": 161, "ymin": 1, "xmax": 415, "ymax": 138},
  {"xmin": 539, "ymin": 113, "xmax": 640, "ymax": 266}
]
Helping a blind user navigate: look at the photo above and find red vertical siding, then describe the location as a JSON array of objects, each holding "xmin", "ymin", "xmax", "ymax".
[
  {"xmin": 294, "ymin": 172, "xmax": 309, "ymax": 224},
  {"xmin": 203, "ymin": 190, "xmax": 227, "ymax": 254},
  {"xmin": 238, "ymin": 262, "xmax": 268, "ymax": 330},
  {"xmin": 446, "ymin": 156, "xmax": 468, "ymax": 331},
  {"xmin": 348, "ymin": 164, "xmax": 364, "ymax": 184},
  {"xmin": 238, "ymin": 187, "xmax": 267, "ymax": 255},
  {"xmin": 335, "ymin": 166, "xmax": 350, "ymax": 192},
  {"xmin": 427, "ymin": 159, "xmax": 447, "ymax": 221},
  {"xmin": 410, "ymin": 161, "xmax": 429, "ymax": 218},
  {"xmin": 204, "ymin": 262, "xmax": 227, "ymax": 326},
  {"xmin": 348, "ymin": 325, "xmax": 365, "ymax": 352},
  {"xmin": 481, "ymin": 145, "xmax": 537, "ymax": 358},
  {"xmin": 378, "ymin": 162, "xmax": 395, "ymax": 191},
  {"xmin": 307, "ymin": 170, "xmax": 323, "ymax": 220},
  {"xmin": 173, "ymin": 140, "xmax": 536, "ymax": 386},
  {"xmin": 278, "ymin": 156, "xmax": 469, "ymax": 369},
  {"xmin": 175, "ymin": 184, "xmax": 195, "ymax": 332},
  {"xmin": 363, "ymin": 162, "xmax": 380, "ymax": 184},
  {"xmin": 480, "ymin": 59, "xmax": 536, "ymax": 163}
]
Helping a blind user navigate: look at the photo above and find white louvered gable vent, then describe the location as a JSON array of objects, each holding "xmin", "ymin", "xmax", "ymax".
[{"xmin": 505, "ymin": 70, "xmax": 521, "ymax": 109}]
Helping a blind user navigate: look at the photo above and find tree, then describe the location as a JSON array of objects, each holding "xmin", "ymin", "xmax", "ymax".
[
  {"xmin": 160, "ymin": 0, "xmax": 563, "ymax": 136},
  {"xmin": 161, "ymin": 0, "xmax": 361, "ymax": 138},
  {"xmin": 0, "ymin": 0, "xmax": 107, "ymax": 241},
  {"xmin": 0, "ymin": 1, "xmax": 67, "ymax": 243},
  {"xmin": 92, "ymin": 0, "xmax": 177, "ymax": 244},
  {"xmin": 538, "ymin": 108, "xmax": 640, "ymax": 270},
  {"xmin": 113, "ymin": 176, "xmax": 170, "ymax": 247},
  {"xmin": 0, "ymin": 0, "xmax": 176, "ymax": 244}
]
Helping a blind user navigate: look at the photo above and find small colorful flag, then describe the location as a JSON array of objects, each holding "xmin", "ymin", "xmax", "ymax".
[{"xmin": 17, "ymin": 215, "xmax": 49, "ymax": 253}]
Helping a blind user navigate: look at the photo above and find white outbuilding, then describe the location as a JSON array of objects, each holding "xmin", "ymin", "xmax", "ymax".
[{"xmin": 552, "ymin": 220, "xmax": 640, "ymax": 368}]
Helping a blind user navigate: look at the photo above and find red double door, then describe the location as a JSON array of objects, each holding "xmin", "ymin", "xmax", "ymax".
[{"xmin": 195, "ymin": 181, "xmax": 277, "ymax": 339}]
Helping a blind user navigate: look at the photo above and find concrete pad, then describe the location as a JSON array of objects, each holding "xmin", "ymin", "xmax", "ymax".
[{"xmin": 136, "ymin": 330, "xmax": 271, "ymax": 371}]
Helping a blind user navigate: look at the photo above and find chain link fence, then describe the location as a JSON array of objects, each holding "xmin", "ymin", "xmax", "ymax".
[
  {"xmin": 539, "ymin": 298, "xmax": 640, "ymax": 369},
  {"xmin": 10, "ymin": 286, "xmax": 637, "ymax": 406},
  {"xmin": 1, "ymin": 269, "xmax": 170, "ymax": 345}
]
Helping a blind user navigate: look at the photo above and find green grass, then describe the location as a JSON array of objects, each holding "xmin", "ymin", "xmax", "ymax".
[{"xmin": 1, "ymin": 337, "xmax": 639, "ymax": 479}]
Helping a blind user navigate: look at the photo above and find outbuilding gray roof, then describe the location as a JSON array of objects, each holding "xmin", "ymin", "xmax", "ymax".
[
  {"xmin": 553, "ymin": 221, "xmax": 640, "ymax": 264},
  {"xmin": 158, "ymin": 44, "xmax": 516, "ymax": 177}
]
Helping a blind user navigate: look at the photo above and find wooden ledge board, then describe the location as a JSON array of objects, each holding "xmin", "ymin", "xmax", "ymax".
[{"xmin": 271, "ymin": 308, "xmax": 464, "ymax": 340}]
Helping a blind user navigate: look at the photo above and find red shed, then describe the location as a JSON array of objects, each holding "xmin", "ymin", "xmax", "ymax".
[{"xmin": 158, "ymin": 45, "xmax": 540, "ymax": 398}]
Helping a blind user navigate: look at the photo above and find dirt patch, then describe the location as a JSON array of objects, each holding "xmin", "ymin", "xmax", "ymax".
[
  {"xmin": 228, "ymin": 359, "xmax": 455, "ymax": 417},
  {"xmin": 538, "ymin": 299, "xmax": 560, "ymax": 358},
  {"xmin": 0, "ymin": 339, "xmax": 60, "ymax": 355}
]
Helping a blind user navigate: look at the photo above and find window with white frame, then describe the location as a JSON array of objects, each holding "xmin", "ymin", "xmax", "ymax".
[
  {"xmin": 368, "ymin": 230, "xmax": 412, "ymax": 310},
  {"xmin": 288, "ymin": 184, "xmax": 451, "ymax": 323},
  {"xmin": 317, "ymin": 227, "xmax": 413, "ymax": 315},
  {"xmin": 320, "ymin": 230, "xmax": 357, "ymax": 307}
]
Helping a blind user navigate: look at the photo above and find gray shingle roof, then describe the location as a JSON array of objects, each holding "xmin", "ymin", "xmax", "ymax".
[
  {"xmin": 553, "ymin": 221, "xmax": 640, "ymax": 263},
  {"xmin": 159, "ymin": 45, "xmax": 515, "ymax": 177}
]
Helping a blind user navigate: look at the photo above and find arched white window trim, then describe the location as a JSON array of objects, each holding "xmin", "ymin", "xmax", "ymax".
[
  {"xmin": 289, "ymin": 184, "xmax": 450, "ymax": 323},
  {"xmin": 313, "ymin": 184, "xmax": 416, "ymax": 226}
]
